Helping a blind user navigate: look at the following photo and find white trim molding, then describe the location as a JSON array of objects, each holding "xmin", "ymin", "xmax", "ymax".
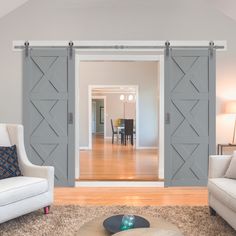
[
  {"xmin": 75, "ymin": 53, "xmax": 163, "ymax": 181},
  {"xmin": 79, "ymin": 146, "xmax": 90, "ymax": 150},
  {"xmin": 158, "ymin": 55, "xmax": 164, "ymax": 179},
  {"xmin": 136, "ymin": 147, "xmax": 158, "ymax": 150},
  {"xmin": 88, "ymin": 84, "xmax": 139, "ymax": 149},
  {"xmin": 76, "ymin": 181, "xmax": 164, "ymax": 187}
]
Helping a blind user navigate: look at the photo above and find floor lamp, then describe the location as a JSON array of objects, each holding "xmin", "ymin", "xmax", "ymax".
[{"xmin": 225, "ymin": 101, "xmax": 236, "ymax": 144}]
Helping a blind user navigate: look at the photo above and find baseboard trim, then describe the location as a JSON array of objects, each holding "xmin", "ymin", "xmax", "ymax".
[
  {"xmin": 79, "ymin": 146, "xmax": 90, "ymax": 150},
  {"xmin": 75, "ymin": 181, "xmax": 164, "ymax": 187},
  {"xmin": 80, "ymin": 145, "xmax": 158, "ymax": 150},
  {"xmin": 136, "ymin": 147, "xmax": 158, "ymax": 150}
]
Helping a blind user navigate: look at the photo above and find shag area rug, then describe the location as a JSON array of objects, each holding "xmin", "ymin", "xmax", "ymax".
[{"xmin": 0, "ymin": 206, "xmax": 235, "ymax": 236}]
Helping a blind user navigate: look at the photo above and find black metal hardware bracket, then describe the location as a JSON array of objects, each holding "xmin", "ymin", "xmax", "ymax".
[
  {"xmin": 209, "ymin": 41, "xmax": 215, "ymax": 56},
  {"xmin": 165, "ymin": 41, "xmax": 170, "ymax": 56},
  {"xmin": 24, "ymin": 41, "xmax": 29, "ymax": 57},
  {"xmin": 69, "ymin": 41, "xmax": 74, "ymax": 59}
]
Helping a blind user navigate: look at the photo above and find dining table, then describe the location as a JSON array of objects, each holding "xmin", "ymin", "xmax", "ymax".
[
  {"xmin": 116, "ymin": 126, "xmax": 124, "ymax": 134},
  {"xmin": 115, "ymin": 126, "xmax": 136, "ymax": 145},
  {"xmin": 116, "ymin": 126, "xmax": 124, "ymax": 143}
]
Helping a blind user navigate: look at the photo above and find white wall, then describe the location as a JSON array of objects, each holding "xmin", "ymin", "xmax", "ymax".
[
  {"xmin": 124, "ymin": 102, "xmax": 136, "ymax": 120},
  {"xmin": 0, "ymin": 0, "xmax": 236, "ymax": 145},
  {"xmin": 79, "ymin": 61, "xmax": 158, "ymax": 147}
]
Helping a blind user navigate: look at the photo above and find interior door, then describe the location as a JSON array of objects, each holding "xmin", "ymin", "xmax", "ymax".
[
  {"xmin": 164, "ymin": 48, "xmax": 216, "ymax": 186},
  {"xmin": 23, "ymin": 48, "xmax": 75, "ymax": 187}
]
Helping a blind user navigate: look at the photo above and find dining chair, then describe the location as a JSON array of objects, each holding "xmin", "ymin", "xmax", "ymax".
[
  {"xmin": 111, "ymin": 119, "xmax": 118, "ymax": 144},
  {"xmin": 123, "ymin": 119, "xmax": 134, "ymax": 145}
]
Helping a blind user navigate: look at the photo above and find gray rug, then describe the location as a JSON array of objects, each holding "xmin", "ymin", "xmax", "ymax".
[{"xmin": 0, "ymin": 206, "xmax": 235, "ymax": 236}]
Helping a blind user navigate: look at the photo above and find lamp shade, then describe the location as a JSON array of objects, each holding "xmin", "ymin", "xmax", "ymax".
[{"xmin": 225, "ymin": 101, "xmax": 236, "ymax": 114}]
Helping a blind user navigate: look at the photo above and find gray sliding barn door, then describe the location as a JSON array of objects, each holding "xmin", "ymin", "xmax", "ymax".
[
  {"xmin": 164, "ymin": 48, "xmax": 216, "ymax": 186},
  {"xmin": 23, "ymin": 48, "xmax": 75, "ymax": 187}
]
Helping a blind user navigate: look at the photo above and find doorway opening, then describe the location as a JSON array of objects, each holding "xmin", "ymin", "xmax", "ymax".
[
  {"xmin": 91, "ymin": 95, "xmax": 106, "ymax": 145},
  {"xmin": 89, "ymin": 86, "xmax": 138, "ymax": 149},
  {"xmin": 76, "ymin": 57, "xmax": 164, "ymax": 182}
]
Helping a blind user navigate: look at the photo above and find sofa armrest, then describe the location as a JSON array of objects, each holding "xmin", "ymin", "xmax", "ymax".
[
  {"xmin": 7, "ymin": 124, "xmax": 54, "ymax": 191},
  {"xmin": 209, "ymin": 155, "xmax": 232, "ymax": 178},
  {"xmin": 22, "ymin": 164, "xmax": 54, "ymax": 191}
]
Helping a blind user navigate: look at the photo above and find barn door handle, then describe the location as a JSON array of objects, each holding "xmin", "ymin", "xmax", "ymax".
[
  {"xmin": 165, "ymin": 113, "xmax": 170, "ymax": 124},
  {"xmin": 68, "ymin": 112, "xmax": 73, "ymax": 124}
]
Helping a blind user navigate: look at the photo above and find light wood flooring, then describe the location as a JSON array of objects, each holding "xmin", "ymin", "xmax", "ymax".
[
  {"xmin": 69, "ymin": 136, "xmax": 208, "ymax": 207},
  {"xmin": 54, "ymin": 187, "xmax": 208, "ymax": 206},
  {"xmin": 79, "ymin": 135, "xmax": 159, "ymax": 181}
]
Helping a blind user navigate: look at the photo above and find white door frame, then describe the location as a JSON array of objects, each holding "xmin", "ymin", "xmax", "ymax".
[
  {"xmin": 89, "ymin": 94, "xmax": 107, "ymax": 148},
  {"xmin": 75, "ymin": 53, "xmax": 164, "ymax": 180},
  {"xmin": 89, "ymin": 85, "xmax": 139, "ymax": 148}
]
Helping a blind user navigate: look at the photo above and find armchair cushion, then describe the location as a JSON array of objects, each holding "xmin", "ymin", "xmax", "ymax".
[
  {"xmin": 208, "ymin": 155, "xmax": 232, "ymax": 178},
  {"xmin": 225, "ymin": 153, "xmax": 236, "ymax": 179},
  {"xmin": 0, "ymin": 145, "xmax": 22, "ymax": 179},
  {"xmin": 208, "ymin": 178, "xmax": 236, "ymax": 212},
  {"xmin": 0, "ymin": 176, "xmax": 48, "ymax": 207}
]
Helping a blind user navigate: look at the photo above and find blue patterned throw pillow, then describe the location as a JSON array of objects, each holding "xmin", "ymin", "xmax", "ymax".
[{"xmin": 0, "ymin": 145, "xmax": 22, "ymax": 179}]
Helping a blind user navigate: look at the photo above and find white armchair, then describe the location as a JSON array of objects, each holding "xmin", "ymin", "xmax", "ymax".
[
  {"xmin": 208, "ymin": 155, "xmax": 236, "ymax": 230},
  {"xmin": 0, "ymin": 124, "xmax": 54, "ymax": 223}
]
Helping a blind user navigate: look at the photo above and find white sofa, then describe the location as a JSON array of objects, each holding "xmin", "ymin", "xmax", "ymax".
[
  {"xmin": 0, "ymin": 124, "xmax": 54, "ymax": 223},
  {"xmin": 208, "ymin": 155, "xmax": 236, "ymax": 230}
]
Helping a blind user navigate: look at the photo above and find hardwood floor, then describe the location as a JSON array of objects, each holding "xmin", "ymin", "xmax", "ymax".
[
  {"xmin": 54, "ymin": 187, "xmax": 208, "ymax": 206},
  {"xmin": 79, "ymin": 135, "xmax": 159, "ymax": 181},
  {"xmin": 72, "ymin": 136, "xmax": 208, "ymax": 207}
]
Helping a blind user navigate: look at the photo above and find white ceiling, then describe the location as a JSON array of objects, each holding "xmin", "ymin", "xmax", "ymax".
[
  {"xmin": 207, "ymin": 0, "xmax": 236, "ymax": 22},
  {"xmin": 0, "ymin": 0, "xmax": 29, "ymax": 19},
  {"xmin": 0, "ymin": 0, "xmax": 235, "ymax": 22}
]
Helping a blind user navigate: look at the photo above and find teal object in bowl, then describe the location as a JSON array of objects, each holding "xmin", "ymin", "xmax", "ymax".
[{"xmin": 120, "ymin": 215, "xmax": 135, "ymax": 231}]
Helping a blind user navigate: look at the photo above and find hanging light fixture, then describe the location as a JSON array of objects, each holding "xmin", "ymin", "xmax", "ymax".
[
  {"xmin": 120, "ymin": 94, "xmax": 136, "ymax": 102},
  {"xmin": 120, "ymin": 94, "xmax": 125, "ymax": 101},
  {"xmin": 128, "ymin": 94, "xmax": 134, "ymax": 101}
]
